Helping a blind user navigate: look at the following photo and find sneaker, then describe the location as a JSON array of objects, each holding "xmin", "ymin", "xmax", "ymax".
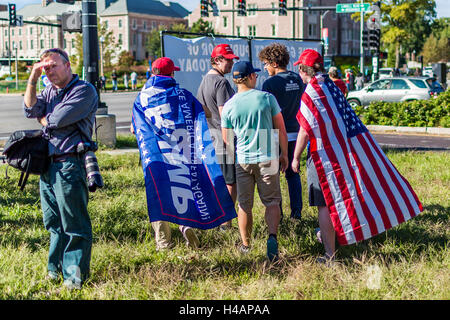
[
  {"xmin": 238, "ymin": 244, "xmax": 250, "ymax": 254},
  {"xmin": 316, "ymin": 254, "xmax": 336, "ymax": 267},
  {"xmin": 63, "ymin": 279, "xmax": 82, "ymax": 290},
  {"xmin": 315, "ymin": 228, "xmax": 323, "ymax": 244},
  {"xmin": 266, "ymin": 236, "xmax": 279, "ymax": 262},
  {"xmin": 46, "ymin": 271, "xmax": 59, "ymax": 282},
  {"xmin": 180, "ymin": 226, "xmax": 200, "ymax": 249}
]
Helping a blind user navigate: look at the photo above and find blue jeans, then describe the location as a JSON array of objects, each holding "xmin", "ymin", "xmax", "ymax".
[
  {"xmin": 40, "ymin": 157, "xmax": 91, "ymax": 285},
  {"xmin": 282, "ymin": 141, "xmax": 303, "ymax": 218}
]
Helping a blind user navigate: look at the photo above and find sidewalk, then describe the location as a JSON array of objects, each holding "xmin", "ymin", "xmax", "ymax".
[{"xmin": 367, "ymin": 125, "xmax": 450, "ymax": 136}]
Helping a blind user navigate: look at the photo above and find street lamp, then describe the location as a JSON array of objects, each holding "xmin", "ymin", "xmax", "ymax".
[
  {"xmin": 320, "ymin": 10, "xmax": 330, "ymax": 56},
  {"xmin": 99, "ymin": 36, "xmax": 105, "ymax": 77},
  {"xmin": 13, "ymin": 43, "xmax": 18, "ymax": 90}
]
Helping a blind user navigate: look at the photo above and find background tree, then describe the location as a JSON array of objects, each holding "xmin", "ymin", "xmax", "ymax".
[
  {"xmin": 71, "ymin": 19, "xmax": 117, "ymax": 77},
  {"xmin": 421, "ymin": 18, "xmax": 450, "ymax": 64},
  {"xmin": 380, "ymin": 0, "xmax": 436, "ymax": 68},
  {"xmin": 146, "ymin": 19, "xmax": 216, "ymax": 59}
]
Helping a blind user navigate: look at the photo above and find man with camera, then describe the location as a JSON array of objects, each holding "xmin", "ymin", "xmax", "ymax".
[{"xmin": 23, "ymin": 48, "xmax": 98, "ymax": 290}]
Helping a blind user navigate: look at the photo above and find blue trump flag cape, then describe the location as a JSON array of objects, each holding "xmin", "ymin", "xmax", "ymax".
[{"xmin": 132, "ymin": 75, "xmax": 237, "ymax": 229}]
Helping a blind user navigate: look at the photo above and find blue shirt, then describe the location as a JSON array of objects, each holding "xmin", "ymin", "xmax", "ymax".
[{"xmin": 24, "ymin": 74, "xmax": 98, "ymax": 156}]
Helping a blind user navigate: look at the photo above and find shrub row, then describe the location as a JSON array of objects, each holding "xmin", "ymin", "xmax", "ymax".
[{"xmin": 354, "ymin": 90, "xmax": 450, "ymax": 128}]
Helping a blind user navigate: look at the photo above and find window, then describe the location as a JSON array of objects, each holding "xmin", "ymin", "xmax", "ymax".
[
  {"xmin": 19, "ymin": 41, "xmax": 22, "ymax": 50},
  {"xmin": 143, "ymin": 20, "xmax": 147, "ymax": 30},
  {"xmin": 40, "ymin": 39, "xmax": 44, "ymax": 49},
  {"xmin": 132, "ymin": 19, "xmax": 137, "ymax": 29},
  {"xmin": 248, "ymin": 25, "xmax": 256, "ymax": 36},
  {"xmin": 40, "ymin": 27, "xmax": 43, "ymax": 34},
  {"xmin": 64, "ymin": 39, "xmax": 67, "ymax": 49},
  {"xmin": 119, "ymin": 19, "xmax": 122, "ymax": 28},
  {"xmin": 119, "ymin": 34, "xmax": 123, "ymax": 45},
  {"xmin": 71, "ymin": 39, "xmax": 75, "ymax": 48},
  {"xmin": 223, "ymin": 16, "xmax": 227, "ymax": 28},
  {"xmin": 30, "ymin": 27, "xmax": 33, "ymax": 35},
  {"xmin": 332, "ymin": 28, "xmax": 337, "ymax": 40},
  {"xmin": 104, "ymin": 20, "xmax": 108, "ymax": 29},
  {"xmin": 248, "ymin": 4, "xmax": 257, "ymax": 16},
  {"xmin": 271, "ymin": 3, "xmax": 276, "ymax": 15},
  {"xmin": 223, "ymin": 0, "xmax": 227, "ymax": 5},
  {"xmin": 390, "ymin": 79, "xmax": 410, "ymax": 90},
  {"xmin": 236, "ymin": 26, "xmax": 241, "ymax": 36},
  {"xmin": 11, "ymin": 30, "xmax": 14, "ymax": 36},
  {"xmin": 308, "ymin": 24, "xmax": 317, "ymax": 37},
  {"xmin": 370, "ymin": 79, "xmax": 391, "ymax": 90},
  {"xmin": 18, "ymin": 29, "xmax": 21, "ymax": 36},
  {"xmin": 51, "ymin": 39, "xmax": 54, "ymax": 48},
  {"xmin": 409, "ymin": 79, "xmax": 427, "ymax": 89},
  {"xmin": 271, "ymin": 24, "xmax": 276, "ymax": 36},
  {"xmin": 30, "ymin": 40, "xmax": 33, "ymax": 49},
  {"xmin": 152, "ymin": 21, "xmax": 157, "ymax": 30}
]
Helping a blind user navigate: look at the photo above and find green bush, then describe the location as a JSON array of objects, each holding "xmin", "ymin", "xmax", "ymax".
[{"xmin": 356, "ymin": 90, "xmax": 450, "ymax": 128}]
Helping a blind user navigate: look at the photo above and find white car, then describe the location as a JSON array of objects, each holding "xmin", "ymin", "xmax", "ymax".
[
  {"xmin": 423, "ymin": 66, "xmax": 433, "ymax": 77},
  {"xmin": 347, "ymin": 77, "xmax": 432, "ymax": 108},
  {"xmin": 378, "ymin": 68, "xmax": 394, "ymax": 79}
]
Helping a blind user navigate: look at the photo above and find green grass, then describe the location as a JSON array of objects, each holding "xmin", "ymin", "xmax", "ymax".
[{"xmin": 0, "ymin": 135, "xmax": 448, "ymax": 299}]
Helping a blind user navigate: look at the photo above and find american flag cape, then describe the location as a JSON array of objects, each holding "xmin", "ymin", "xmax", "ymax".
[
  {"xmin": 297, "ymin": 74, "xmax": 423, "ymax": 245},
  {"xmin": 132, "ymin": 76, "xmax": 237, "ymax": 229}
]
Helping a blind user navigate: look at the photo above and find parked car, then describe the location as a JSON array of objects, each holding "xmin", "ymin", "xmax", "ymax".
[
  {"xmin": 423, "ymin": 66, "xmax": 433, "ymax": 77},
  {"xmin": 378, "ymin": 67, "xmax": 394, "ymax": 79},
  {"xmin": 347, "ymin": 77, "xmax": 432, "ymax": 108}
]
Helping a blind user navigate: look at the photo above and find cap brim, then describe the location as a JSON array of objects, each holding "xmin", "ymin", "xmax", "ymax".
[
  {"xmin": 173, "ymin": 66, "xmax": 181, "ymax": 71},
  {"xmin": 293, "ymin": 60, "xmax": 301, "ymax": 66},
  {"xmin": 253, "ymin": 68, "xmax": 261, "ymax": 73},
  {"xmin": 223, "ymin": 54, "xmax": 239, "ymax": 60}
]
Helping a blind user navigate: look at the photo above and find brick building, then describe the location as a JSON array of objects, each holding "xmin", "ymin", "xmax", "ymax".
[
  {"xmin": 188, "ymin": 0, "xmax": 363, "ymax": 57},
  {"xmin": 0, "ymin": 0, "xmax": 189, "ymax": 63}
]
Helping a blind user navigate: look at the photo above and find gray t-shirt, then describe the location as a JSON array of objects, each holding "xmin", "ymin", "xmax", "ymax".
[{"xmin": 196, "ymin": 72, "xmax": 235, "ymax": 132}]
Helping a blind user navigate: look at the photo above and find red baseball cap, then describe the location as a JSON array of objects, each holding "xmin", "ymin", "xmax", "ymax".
[
  {"xmin": 211, "ymin": 44, "xmax": 239, "ymax": 60},
  {"xmin": 152, "ymin": 57, "xmax": 180, "ymax": 75},
  {"xmin": 293, "ymin": 49, "xmax": 323, "ymax": 67}
]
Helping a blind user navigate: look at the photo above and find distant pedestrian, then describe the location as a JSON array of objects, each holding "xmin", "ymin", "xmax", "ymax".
[
  {"xmin": 123, "ymin": 73, "xmax": 129, "ymax": 90},
  {"xmin": 130, "ymin": 71, "xmax": 138, "ymax": 90},
  {"xmin": 221, "ymin": 61, "xmax": 288, "ymax": 262},
  {"xmin": 328, "ymin": 67, "xmax": 348, "ymax": 97},
  {"xmin": 146, "ymin": 67, "xmax": 151, "ymax": 80},
  {"xmin": 111, "ymin": 69, "xmax": 118, "ymax": 91},
  {"xmin": 258, "ymin": 42, "xmax": 304, "ymax": 220},
  {"xmin": 100, "ymin": 74, "xmax": 106, "ymax": 92},
  {"xmin": 348, "ymin": 70, "xmax": 355, "ymax": 91},
  {"xmin": 355, "ymin": 72, "xmax": 364, "ymax": 91}
]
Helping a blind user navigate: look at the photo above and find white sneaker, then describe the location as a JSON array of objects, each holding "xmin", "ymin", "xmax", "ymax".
[
  {"xmin": 63, "ymin": 279, "xmax": 82, "ymax": 290},
  {"xmin": 179, "ymin": 226, "xmax": 200, "ymax": 249}
]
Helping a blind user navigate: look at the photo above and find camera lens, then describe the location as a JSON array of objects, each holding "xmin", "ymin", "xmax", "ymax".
[{"xmin": 84, "ymin": 151, "xmax": 104, "ymax": 192}]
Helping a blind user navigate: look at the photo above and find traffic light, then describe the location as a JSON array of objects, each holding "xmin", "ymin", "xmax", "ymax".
[
  {"xmin": 200, "ymin": 0, "xmax": 209, "ymax": 18},
  {"xmin": 237, "ymin": 0, "xmax": 246, "ymax": 16},
  {"xmin": 279, "ymin": 0, "xmax": 287, "ymax": 16},
  {"xmin": 368, "ymin": 29, "xmax": 380, "ymax": 53},
  {"xmin": 362, "ymin": 30, "xmax": 369, "ymax": 50},
  {"xmin": 8, "ymin": 3, "xmax": 16, "ymax": 26}
]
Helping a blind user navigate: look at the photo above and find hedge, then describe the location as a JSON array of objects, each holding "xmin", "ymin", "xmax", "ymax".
[{"xmin": 354, "ymin": 90, "xmax": 450, "ymax": 128}]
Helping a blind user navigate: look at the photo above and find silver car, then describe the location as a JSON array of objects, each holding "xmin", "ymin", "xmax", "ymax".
[{"xmin": 347, "ymin": 77, "xmax": 432, "ymax": 108}]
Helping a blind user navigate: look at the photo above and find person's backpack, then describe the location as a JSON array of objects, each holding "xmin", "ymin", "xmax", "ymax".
[{"xmin": 2, "ymin": 129, "xmax": 49, "ymax": 191}]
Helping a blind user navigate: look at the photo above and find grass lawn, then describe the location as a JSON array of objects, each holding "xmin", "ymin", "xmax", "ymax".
[{"xmin": 0, "ymin": 134, "xmax": 448, "ymax": 300}]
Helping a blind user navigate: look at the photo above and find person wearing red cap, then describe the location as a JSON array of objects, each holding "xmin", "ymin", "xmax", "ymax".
[
  {"xmin": 291, "ymin": 49, "xmax": 337, "ymax": 264},
  {"xmin": 197, "ymin": 43, "xmax": 240, "ymax": 230},
  {"xmin": 130, "ymin": 57, "xmax": 200, "ymax": 251}
]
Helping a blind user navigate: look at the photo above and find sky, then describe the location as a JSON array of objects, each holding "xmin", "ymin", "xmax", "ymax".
[{"xmin": 9, "ymin": 0, "xmax": 450, "ymax": 18}]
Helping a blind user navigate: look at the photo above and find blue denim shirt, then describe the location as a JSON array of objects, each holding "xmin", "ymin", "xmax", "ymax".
[{"xmin": 24, "ymin": 74, "xmax": 98, "ymax": 156}]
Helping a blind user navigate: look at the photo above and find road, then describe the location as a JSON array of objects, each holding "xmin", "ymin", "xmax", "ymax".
[{"xmin": 1, "ymin": 92, "xmax": 449, "ymax": 151}]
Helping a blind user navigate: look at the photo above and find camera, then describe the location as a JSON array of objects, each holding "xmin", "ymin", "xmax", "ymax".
[{"xmin": 76, "ymin": 141, "xmax": 104, "ymax": 192}]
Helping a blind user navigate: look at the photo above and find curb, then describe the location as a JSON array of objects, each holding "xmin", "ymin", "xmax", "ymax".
[{"xmin": 367, "ymin": 125, "xmax": 450, "ymax": 136}]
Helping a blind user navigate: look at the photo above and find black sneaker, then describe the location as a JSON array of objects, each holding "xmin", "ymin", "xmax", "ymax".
[{"xmin": 267, "ymin": 236, "xmax": 279, "ymax": 262}]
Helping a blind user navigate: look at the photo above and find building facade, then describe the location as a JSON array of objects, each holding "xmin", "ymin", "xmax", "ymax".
[
  {"xmin": 0, "ymin": 0, "xmax": 189, "ymax": 63},
  {"xmin": 188, "ymin": 0, "xmax": 363, "ymax": 57}
]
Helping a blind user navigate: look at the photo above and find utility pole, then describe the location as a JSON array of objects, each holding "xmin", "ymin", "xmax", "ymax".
[
  {"xmin": 360, "ymin": 0, "xmax": 364, "ymax": 75},
  {"xmin": 81, "ymin": 0, "xmax": 115, "ymax": 146}
]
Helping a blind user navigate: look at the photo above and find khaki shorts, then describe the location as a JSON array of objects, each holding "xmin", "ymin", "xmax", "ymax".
[{"xmin": 236, "ymin": 160, "xmax": 281, "ymax": 211}]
